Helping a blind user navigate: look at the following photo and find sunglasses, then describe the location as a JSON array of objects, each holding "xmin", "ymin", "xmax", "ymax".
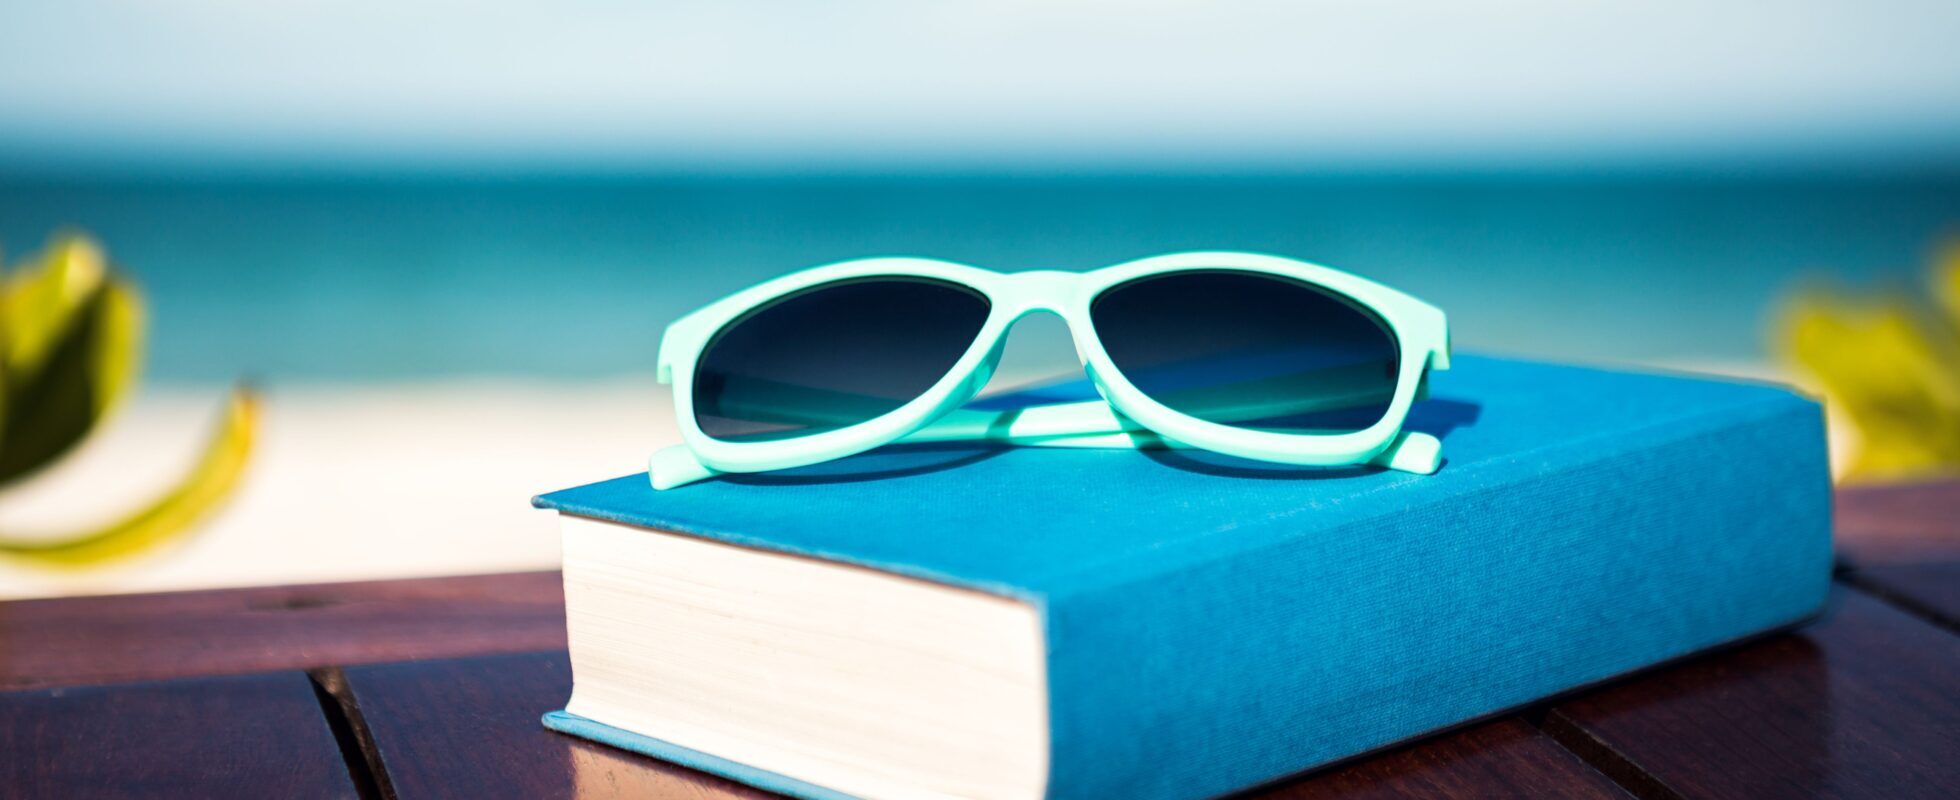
[{"xmin": 649, "ymin": 252, "xmax": 1450, "ymax": 489}]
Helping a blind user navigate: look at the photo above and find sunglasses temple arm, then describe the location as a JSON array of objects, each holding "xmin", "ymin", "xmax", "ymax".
[
  {"xmin": 900, "ymin": 399, "xmax": 1133, "ymax": 442},
  {"xmin": 651, "ymin": 385, "xmax": 1444, "ymax": 490},
  {"xmin": 648, "ymin": 426, "xmax": 1437, "ymax": 490},
  {"xmin": 904, "ymin": 400, "xmax": 1443, "ymax": 474},
  {"xmin": 700, "ymin": 362, "xmax": 1416, "ymax": 441},
  {"xmin": 985, "ymin": 426, "xmax": 1439, "ymax": 473}
]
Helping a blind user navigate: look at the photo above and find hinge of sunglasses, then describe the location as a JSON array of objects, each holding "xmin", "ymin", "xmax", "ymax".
[
  {"xmin": 1370, "ymin": 430, "xmax": 1442, "ymax": 474},
  {"xmin": 649, "ymin": 445, "xmax": 720, "ymax": 490}
]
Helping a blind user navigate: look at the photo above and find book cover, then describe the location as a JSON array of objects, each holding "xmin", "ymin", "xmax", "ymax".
[{"xmin": 535, "ymin": 354, "xmax": 1833, "ymax": 800}]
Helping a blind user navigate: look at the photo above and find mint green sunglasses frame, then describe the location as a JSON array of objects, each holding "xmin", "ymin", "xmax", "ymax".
[{"xmin": 649, "ymin": 251, "xmax": 1451, "ymax": 490}]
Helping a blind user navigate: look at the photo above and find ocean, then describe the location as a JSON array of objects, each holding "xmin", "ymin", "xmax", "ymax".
[{"xmin": 1, "ymin": 173, "xmax": 1955, "ymax": 386}]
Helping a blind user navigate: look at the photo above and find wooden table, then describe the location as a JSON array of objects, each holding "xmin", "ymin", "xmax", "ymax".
[{"xmin": 4, "ymin": 481, "xmax": 1955, "ymax": 799}]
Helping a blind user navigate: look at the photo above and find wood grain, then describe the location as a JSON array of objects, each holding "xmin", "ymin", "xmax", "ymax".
[
  {"xmin": 1258, "ymin": 718, "xmax": 1629, "ymax": 799},
  {"xmin": 1835, "ymin": 479, "xmax": 1960, "ymax": 625},
  {"xmin": 0, "ymin": 482, "xmax": 1950, "ymax": 799},
  {"xmin": 341, "ymin": 650, "xmax": 774, "ymax": 799},
  {"xmin": 0, "ymin": 671, "xmax": 356, "ymax": 799},
  {"xmin": 0, "ymin": 571, "xmax": 566, "ymax": 690},
  {"xmin": 1547, "ymin": 589, "xmax": 1960, "ymax": 799},
  {"xmin": 343, "ymin": 650, "xmax": 1628, "ymax": 799}
]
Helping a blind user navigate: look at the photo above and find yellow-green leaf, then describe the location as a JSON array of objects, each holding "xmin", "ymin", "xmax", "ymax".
[
  {"xmin": 0, "ymin": 385, "xmax": 259, "ymax": 567},
  {"xmin": 0, "ymin": 239, "xmax": 147, "ymax": 487},
  {"xmin": 87, "ymin": 277, "xmax": 144, "ymax": 418},
  {"xmin": 1774, "ymin": 249, "xmax": 1960, "ymax": 482},
  {"xmin": 2, "ymin": 235, "xmax": 111, "ymax": 374}
]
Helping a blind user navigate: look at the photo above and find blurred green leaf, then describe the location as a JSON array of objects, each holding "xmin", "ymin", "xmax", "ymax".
[
  {"xmin": 0, "ymin": 232, "xmax": 256, "ymax": 569},
  {"xmin": 0, "ymin": 385, "xmax": 259, "ymax": 567},
  {"xmin": 4, "ymin": 236, "xmax": 112, "ymax": 371},
  {"xmin": 1775, "ymin": 242, "xmax": 1960, "ymax": 482},
  {"xmin": 0, "ymin": 235, "xmax": 145, "ymax": 487}
]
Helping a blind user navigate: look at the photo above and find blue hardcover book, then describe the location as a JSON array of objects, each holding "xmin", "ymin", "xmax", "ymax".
[{"xmin": 534, "ymin": 355, "xmax": 1832, "ymax": 800}]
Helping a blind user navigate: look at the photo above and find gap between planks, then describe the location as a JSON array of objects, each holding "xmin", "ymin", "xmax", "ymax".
[
  {"xmin": 1523, "ymin": 570, "xmax": 1960, "ymax": 800},
  {"xmin": 1528, "ymin": 706, "xmax": 1688, "ymax": 800},
  {"xmin": 1835, "ymin": 569, "xmax": 1960, "ymax": 635},
  {"xmin": 278, "ymin": 573, "xmax": 1955, "ymax": 800},
  {"xmin": 308, "ymin": 667, "xmax": 398, "ymax": 800}
]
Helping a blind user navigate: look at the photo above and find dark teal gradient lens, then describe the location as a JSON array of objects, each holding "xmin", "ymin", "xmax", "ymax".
[
  {"xmin": 1090, "ymin": 270, "xmax": 1400, "ymax": 434},
  {"xmin": 693, "ymin": 277, "xmax": 990, "ymax": 442}
]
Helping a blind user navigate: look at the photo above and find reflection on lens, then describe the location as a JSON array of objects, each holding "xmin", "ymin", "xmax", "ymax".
[
  {"xmin": 694, "ymin": 277, "xmax": 990, "ymax": 442},
  {"xmin": 1090, "ymin": 270, "xmax": 1400, "ymax": 434}
]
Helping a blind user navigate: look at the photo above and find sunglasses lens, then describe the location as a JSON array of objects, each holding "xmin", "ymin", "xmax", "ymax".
[
  {"xmin": 1091, "ymin": 270, "xmax": 1401, "ymax": 435},
  {"xmin": 693, "ymin": 277, "xmax": 990, "ymax": 442}
]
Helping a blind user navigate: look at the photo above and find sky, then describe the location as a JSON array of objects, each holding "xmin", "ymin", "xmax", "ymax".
[{"xmin": 2, "ymin": 0, "xmax": 1959, "ymax": 172}]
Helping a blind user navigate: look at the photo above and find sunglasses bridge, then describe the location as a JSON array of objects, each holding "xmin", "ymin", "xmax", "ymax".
[{"xmin": 985, "ymin": 270, "xmax": 1081, "ymax": 311}]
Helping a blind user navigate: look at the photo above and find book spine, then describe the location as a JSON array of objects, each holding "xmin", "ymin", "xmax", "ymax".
[{"xmin": 1038, "ymin": 394, "xmax": 1832, "ymax": 800}]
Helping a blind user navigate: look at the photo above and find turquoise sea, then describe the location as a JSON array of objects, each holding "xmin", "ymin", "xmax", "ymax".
[{"xmin": 1, "ymin": 174, "xmax": 1955, "ymax": 385}]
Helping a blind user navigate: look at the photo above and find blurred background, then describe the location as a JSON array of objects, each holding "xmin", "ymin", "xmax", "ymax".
[{"xmin": 1, "ymin": 1, "xmax": 1955, "ymax": 597}]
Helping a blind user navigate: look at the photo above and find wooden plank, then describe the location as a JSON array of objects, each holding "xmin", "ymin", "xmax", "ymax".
[
  {"xmin": 343, "ymin": 650, "xmax": 1627, "ymax": 799},
  {"xmin": 341, "ymin": 651, "xmax": 773, "ymax": 799},
  {"xmin": 1546, "ymin": 589, "xmax": 1960, "ymax": 799},
  {"xmin": 0, "ymin": 571, "xmax": 565, "ymax": 690},
  {"xmin": 1835, "ymin": 479, "xmax": 1960, "ymax": 624},
  {"xmin": 0, "ymin": 671, "xmax": 357, "ymax": 799},
  {"xmin": 2, "ymin": 480, "xmax": 1948, "ymax": 797},
  {"xmin": 1259, "ymin": 718, "xmax": 1628, "ymax": 799},
  {"xmin": 0, "ymin": 481, "xmax": 1935, "ymax": 688}
]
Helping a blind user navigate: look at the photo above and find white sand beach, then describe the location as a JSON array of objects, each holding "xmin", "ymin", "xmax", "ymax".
[
  {"xmin": 0, "ymin": 379, "xmax": 677, "ymax": 599},
  {"xmin": 0, "ymin": 359, "xmax": 1821, "ymax": 600}
]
